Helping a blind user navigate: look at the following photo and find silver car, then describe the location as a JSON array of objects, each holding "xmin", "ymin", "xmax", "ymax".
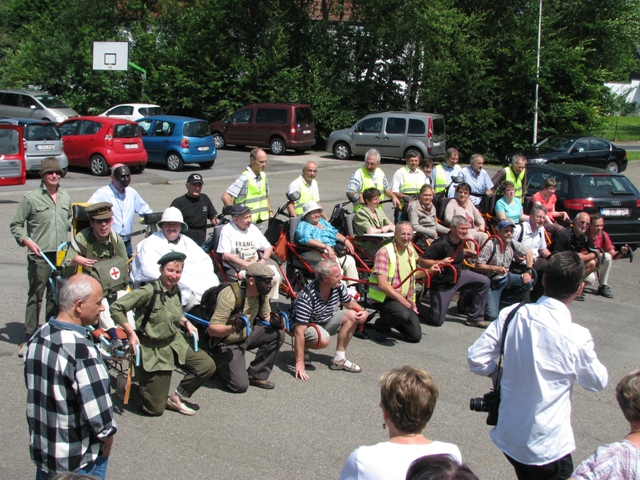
[
  {"xmin": 0, "ymin": 90, "xmax": 79, "ymax": 123},
  {"xmin": 327, "ymin": 111, "xmax": 446, "ymax": 160},
  {"xmin": 0, "ymin": 118, "xmax": 69, "ymax": 175}
]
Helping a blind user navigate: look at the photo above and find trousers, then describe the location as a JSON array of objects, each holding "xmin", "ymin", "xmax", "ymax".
[
  {"xmin": 484, "ymin": 273, "xmax": 533, "ymax": 321},
  {"xmin": 25, "ymin": 252, "xmax": 57, "ymax": 337},
  {"xmin": 426, "ymin": 270, "xmax": 490, "ymax": 326},
  {"xmin": 505, "ymin": 453, "xmax": 573, "ymax": 480},
  {"xmin": 374, "ymin": 299, "xmax": 426, "ymax": 343}
]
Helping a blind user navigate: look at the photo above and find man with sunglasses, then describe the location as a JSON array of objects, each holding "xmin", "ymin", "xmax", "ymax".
[
  {"xmin": 207, "ymin": 263, "xmax": 285, "ymax": 391},
  {"xmin": 11, "ymin": 157, "xmax": 72, "ymax": 357},
  {"xmin": 88, "ymin": 163, "xmax": 152, "ymax": 257}
]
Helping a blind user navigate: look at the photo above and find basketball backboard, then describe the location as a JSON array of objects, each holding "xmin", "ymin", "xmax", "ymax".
[{"xmin": 93, "ymin": 42, "xmax": 129, "ymax": 71}]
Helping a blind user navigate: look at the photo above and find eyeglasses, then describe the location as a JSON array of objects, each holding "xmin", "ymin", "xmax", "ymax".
[
  {"xmin": 255, "ymin": 277, "xmax": 273, "ymax": 284},
  {"xmin": 43, "ymin": 171, "xmax": 61, "ymax": 176}
]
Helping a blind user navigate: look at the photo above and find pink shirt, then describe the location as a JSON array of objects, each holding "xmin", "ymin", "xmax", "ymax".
[{"xmin": 532, "ymin": 191, "xmax": 557, "ymax": 222}]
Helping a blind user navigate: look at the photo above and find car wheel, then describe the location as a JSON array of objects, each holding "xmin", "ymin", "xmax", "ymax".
[
  {"xmin": 61, "ymin": 168, "xmax": 68, "ymax": 178},
  {"xmin": 605, "ymin": 161, "xmax": 619, "ymax": 173},
  {"xmin": 200, "ymin": 161, "xmax": 214, "ymax": 169},
  {"xmin": 89, "ymin": 155, "xmax": 109, "ymax": 176},
  {"xmin": 212, "ymin": 133, "xmax": 225, "ymax": 149},
  {"xmin": 333, "ymin": 141, "xmax": 351, "ymax": 160},
  {"xmin": 269, "ymin": 137, "xmax": 286, "ymax": 155},
  {"xmin": 131, "ymin": 165, "xmax": 146, "ymax": 174},
  {"xmin": 166, "ymin": 152, "xmax": 184, "ymax": 171}
]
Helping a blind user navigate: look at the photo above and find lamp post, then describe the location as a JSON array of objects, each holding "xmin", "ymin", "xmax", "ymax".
[{"xmin": 533, "ymin": 0, "xmax": 542, "ymax": 145}]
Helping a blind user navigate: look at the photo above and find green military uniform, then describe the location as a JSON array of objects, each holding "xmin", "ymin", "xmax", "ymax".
[
  {"xmin": 209, "ymin": 286, "xmax": 270, "ymax": 344},
  {"xmin": 110, "ymin": 281, "xmax": 216, "ymax": 415},
  {"xmin": 10, "ymin": 183, "xmax": 71, "ymax": 336}
]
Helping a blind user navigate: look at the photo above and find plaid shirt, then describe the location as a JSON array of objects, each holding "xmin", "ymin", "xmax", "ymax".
[{"xmin": 24, "ymin": 319, "xmax": 117, "ymax": 474}]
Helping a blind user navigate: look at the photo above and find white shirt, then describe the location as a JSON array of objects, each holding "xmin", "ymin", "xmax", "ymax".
[
  {"xmin": 287, "ymin": 175, "xmax": 320, "ymax": 202},
  {"xmin": 217, "ymin": 221, "xmax": 271, "ymax": 268},
  {"xmin": 390, "ymin": 166, "xmax": 428, "ymax": 193},
  {"xmin": 88, "ymin": 184, "xmax": 152, "ymax": 240},
  {"xmin": 518, "ymin": 221, "xmax": 547, "ymax": 260},
  {"xmin": 467, "ymin": 297, "xmax": 608, "ymax": 465},
  {"xmin": 130, "ymin": 231, "xmax": 219, "ymax": 304},
  {"xmin": 339, "ymin": 440, "xmax": 461, "ymax": 480}
]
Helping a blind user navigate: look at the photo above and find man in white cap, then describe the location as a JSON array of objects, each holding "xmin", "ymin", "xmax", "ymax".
[
  {"xmin": 170, "ymin": 173, "xmax": 219, "ymax": 246},
  {"xmin": 131, "ymin": 207, "xmax": 219, "ymax": 309},
  {"xmin": 88, "ymin": 163, "xmax": 152, "ymax": 256}
]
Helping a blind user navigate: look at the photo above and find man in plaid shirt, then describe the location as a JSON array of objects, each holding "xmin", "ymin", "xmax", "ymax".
[{"xmin": 24, "ymin": 274, "xmax": 117, "ymax": 480}]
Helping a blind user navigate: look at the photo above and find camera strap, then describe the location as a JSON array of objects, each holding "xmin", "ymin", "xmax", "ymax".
[{"xmin": 495, "ymin": 301, "xmax": 526, "ymax": 393}]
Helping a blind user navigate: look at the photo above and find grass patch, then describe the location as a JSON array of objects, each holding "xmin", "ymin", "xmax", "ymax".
[
  {"xmin": 601, "ymin": 116, "xmax": 640, "ymax": 142},
  {"xmin": 626, "ymin": 151, "xmax": 640, "ymax": 161}
]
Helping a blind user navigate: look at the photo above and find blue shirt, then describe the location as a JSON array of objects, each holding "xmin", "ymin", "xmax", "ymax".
[
  {"xmin": 295, "ymin": 218, "xmax": 338, "ymax": 247},
  {"xmin": 88, "ymin": 183, "xmax": 152, "ymax": 240},
  {"xmin": 449, "ymin": 166, "xmax": 494, "ymax": 205},
  {"xmin": 495, "ymin": 197, "xmax": 523, "ymax": 223}
]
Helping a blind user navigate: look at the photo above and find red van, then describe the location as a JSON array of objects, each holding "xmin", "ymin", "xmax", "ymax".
[{"xmin": 0, "ymin": 124, "xmax": 27, "ymax": 186}]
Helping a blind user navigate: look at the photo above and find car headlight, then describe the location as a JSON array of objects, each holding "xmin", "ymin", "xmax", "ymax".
[
  {"xmin": 527, "ymin": 157, "xmax": 546, "ymax": 164},
  {"xmin": 55, "ymin": 115, "xmax": 65, "ymax": 122}
]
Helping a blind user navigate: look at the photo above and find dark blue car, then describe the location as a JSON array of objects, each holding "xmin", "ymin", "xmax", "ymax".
[{"xmin": 137, "ymin": 115, "xmax": 216, "ymax": 171}]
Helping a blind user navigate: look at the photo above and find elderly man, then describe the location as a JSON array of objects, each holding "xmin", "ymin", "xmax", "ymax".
[
  {"xmin": 287, "ymin": 161, "xmax": 328, "ymax": 220},
  {"xmin": 431, "ymin": 147, "xmax": 462, "ymax": 195},
  {"xmin": 346, "ymin": 148, "xmax": 400, "ymax": 211},
  {"xmin": 291, "ymin": 259, "xmax": 368, "ymax": 380},
  {"xmin": 25, "ymin": 275, "xmax": 117, "ymax": 479},
  {"xmin": 88, "ymin": 163, "xmax": 152, "ymax": 257},
  {"xmin": 492, "ymin": 153, "xmax": 527, "ymax": 202},
  {"xmin": 207, "ymin": 263, "xmax": 285, "ymax": 392},
  {"xmin": 468, "ymin": 251, "xmax": 608, "ymax": 480},
  {"xmin": 63, "ymin": 202, "xmax": 133, "ymax": 350},
  {"xmin": 407, "ymin": 184, "xmax": 450, "ymax": 244},
  {"xmin": 391, "ymin": 150, "xmax": 428, "ymax": 207},
  {"xmin": 10, "ymin": 157, "xmax": 72, "ymax": 357},
  {"xmin": 553, "ymin": 212, "xmax": 598, "ymax": 301},
  {"xmin": 369, "ymin": 222, "xmax": 440, "ymax": 343},
  {"xmin": 217, "ymin": 204, "xmax": 282, "ymax": 300},
  {"xmin": 586, "ymin": 213, "xmax": 630, "ymax": 299},
  {"xmin": 222, "ymin": 148, "xmax": 273, "ymax": 224},
  {"xmin": 474, "ymin": 219, "xmax": 534, "ymax": 322},
  {"xmin": 517, "ymin": 204, "xmax": 552, "ymax": 302},
  {"xmin": 419, "ymin": 215, "xmax": 491, "ymax": 328},
  {"xmin": 131, "ymin": 207, "xmax": 219, "ymax": 309},
  {"xmin": 170, "ymin": 173, "xmax": 218, "ymax": 245},
  {"xmin": 450, "ymin": 153, "xmax": 494, "ymax": 208}
]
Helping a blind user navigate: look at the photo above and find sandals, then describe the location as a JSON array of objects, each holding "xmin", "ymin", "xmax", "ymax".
[{"xmin": 330, "ymin": 358, "xmax": 362, "ymax": 373}]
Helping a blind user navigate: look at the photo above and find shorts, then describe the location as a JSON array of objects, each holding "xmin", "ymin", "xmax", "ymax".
[{"xmin": 302, "ymin": 310, "xmax": 348, "ymax": 344}]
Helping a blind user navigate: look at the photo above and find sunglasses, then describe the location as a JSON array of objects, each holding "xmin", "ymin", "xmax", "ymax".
[{"xmin": 255, "ymin": 276, "xmax": 273, "ymax": 284}]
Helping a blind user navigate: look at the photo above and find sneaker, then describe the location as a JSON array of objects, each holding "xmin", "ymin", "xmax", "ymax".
[
  {"xmin": 597, "ymin": 285, "xmax": 614, "ymax": 298},
  {"xmin": 17, "ymin": 342, "xmax": 26, "ymax": 358},
  {"xmin": 347, "ymin": 286, "xmax": 360, "ymax": 302},
  {"xmin": 575, "ymin": 292, "xmax": 586, "ymax": 302}
]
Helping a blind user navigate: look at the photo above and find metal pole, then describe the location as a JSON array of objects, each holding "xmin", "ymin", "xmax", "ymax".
[{"xmin": 533, "ymin": 0, "xmax": 542, "ymax": 145}]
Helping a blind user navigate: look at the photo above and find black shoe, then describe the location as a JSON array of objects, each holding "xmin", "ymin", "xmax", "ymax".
[
  {"xmin": 597, "ymin": 285, "xmax": 614, "ymax": 298},
  {"xmin": 248, "ymin": 376, "xmax": 275, "ymax": 390},
  {"xmin": 575, "ymin": 292, "xmax": 586, "ymax": 302}
]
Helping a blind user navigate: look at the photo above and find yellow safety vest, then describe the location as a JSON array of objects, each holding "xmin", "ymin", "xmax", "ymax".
[
  {"xmin": 433, "ymin": 164, "xmax": 449, "ymax": 194},
  {"xmin": 504, "ymin": 167, "xmax": 525, "ymax": 201},
  {"xmin": 368, "ymin": 242, "xmax": 416, "ymax": 302},
  {"xmin": 236, "ymin": 168, "xmax": 269, "ymax": 222},
  {"xmin": 399, "ymin": 166, "xmax": 426, "ymax": 206},
  {"xmin": 354, "ymin": 167, "xmax": 385, "ymax": 212},
  {"xmin": 293, "ymin": 177, "xmax": 316, "ymax": 215}
]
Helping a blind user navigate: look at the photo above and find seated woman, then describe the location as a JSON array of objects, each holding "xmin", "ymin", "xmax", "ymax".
[
  {"xmin": 295, "ymin": 201, "xmax": 359, "ymax": 297},
  {"xmin": 408, "ymin": 184, "xmax": 450, "ymax": 244},
  {"xmin": 339, "ymin": 366, "xmax": 461, "ymax": 480},
  {"xmin": 406, "ymin": 454, "xmax": 479, "ymax": 480},
  {"xmin": 532, "ymin": 177, "xmax": 568, "ymax": 235},
  {"xmin": 353, "ymin": 187, "xmax": 395, "ymax": 258},
  {"xmin": 572, "ymin": 369, "xmax": 640, "ymax": 479},
  {"xmin": 495, "ymin": 180, "xmax": 528, "ymax": 225},
  {"xmin": 110, "ymin": 252, "xmax": 216, "ymax": 417},
  {"xmin": 443, "ymin": 182, "xmax": 488, "ymax": 246}
]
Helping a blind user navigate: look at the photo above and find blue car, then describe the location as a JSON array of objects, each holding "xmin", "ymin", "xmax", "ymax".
[{"xmin": 137, "ymin": 115, "xmax": 216, "ymax": 171}]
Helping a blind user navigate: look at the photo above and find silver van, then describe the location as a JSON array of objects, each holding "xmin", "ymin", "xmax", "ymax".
[
  {"xmin": 0, "ymin": 90, "xmax": 79, "ymax": 123},
  {"xmin": 327, "ymin": 111, "xmax": 446, "ymax": 160}
]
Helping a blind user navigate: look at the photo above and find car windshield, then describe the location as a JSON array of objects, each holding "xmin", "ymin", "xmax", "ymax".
[
  {"xmin": 536, "ymin": 136, "xmax": 576, "ymax": 151},
  {"xmin": 24, "ymin": 124, "xmax": 60, "ymax": 141},
  {"xmin": 114, "ymin": 123, "xmax": 140, "ymax": 138},
  {"xmin": 0, "ymin": 129, "xmax": 20, "ymax": 154},
  {"xmin": 139, "ymin": 107, "xmax": 164, "ymax": 117},
  {"xmin": 33, "ymin": 94, "xmax": 70, "ymax": 109},
  {"xmin": 183, "ymin": 121, "xmax": 210, "ymax": 137},
  {"xmin": 574, "ymin": 175, "xmax": 638, "ymax": 197}
]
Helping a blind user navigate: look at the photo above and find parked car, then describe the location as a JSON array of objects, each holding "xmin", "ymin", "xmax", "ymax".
[
  {"xmin": 526, "ymin": 164, "xmax": 640, "ymax": 247},
  {"xmin": 58, "ymin": 116, "xmax": 147, "ymax": 176},
  {"xmin": 0, "ymin": 118, "xmax": 68, "ymax": 176},
  {"xmin": 515, "ymin": 135, "xmax": 628, "ymax": 173},
  {"xmin": 0, "ymin": 124, "xmax": 26, "ymax": 186},
  {"xmin": 0, "ymin": 89, "xmax": 79, "ymax": 122},
  {"xmin": 327, "ymin": 111, "xmax": 446, "ymax": 161},
  {"xmin": 99, "ymin": 103, "xmax": 165, "ymax": 122},
  {"xmin": 137, "ymin": 115, "xmax": 216, "ymax": 171},
  {"xmin": 209, "ymin": 103, "xmax": 315, "ymax": 155}
]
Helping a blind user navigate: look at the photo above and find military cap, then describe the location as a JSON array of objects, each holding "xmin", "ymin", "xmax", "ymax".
[
  {"xmin": 157, "ymin": 251, "xmax": 187, "ymax": 265},
  {"xmin": 86, "ymin": 202, "xmax": 114, "ymax": 220}
]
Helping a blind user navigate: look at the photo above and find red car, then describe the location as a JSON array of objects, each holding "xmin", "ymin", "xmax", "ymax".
[
  {"xmin": 59, "ymin": 116, "xmax": 147, "ymax": 176},
  {"xmin": 0, "ymin": 124, "xmax": 26, "ymax": 186}
]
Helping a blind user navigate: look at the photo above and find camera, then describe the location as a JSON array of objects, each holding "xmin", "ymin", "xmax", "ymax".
[{"xmin": 469, "ymin": 390, "xmax": 500, "ymax": 426}]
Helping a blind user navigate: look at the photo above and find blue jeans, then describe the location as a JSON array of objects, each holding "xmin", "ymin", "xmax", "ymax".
[
  {"xmin": 36, "ymin": 455, "xmax": 109, "ymax": 480},
  {"xmin": 485, "ymin": 272, "xmax": 533, "ymax": 321}
]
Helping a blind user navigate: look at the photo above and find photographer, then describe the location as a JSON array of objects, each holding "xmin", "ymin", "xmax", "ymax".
[{"xmin": 467, "ymin": 251, "xmax": 608, "ymax": 480}]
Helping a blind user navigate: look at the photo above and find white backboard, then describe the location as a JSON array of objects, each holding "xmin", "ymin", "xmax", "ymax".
[{"xmin": 93, "ymin": 42, "xmax": 129, "ymax": 71}]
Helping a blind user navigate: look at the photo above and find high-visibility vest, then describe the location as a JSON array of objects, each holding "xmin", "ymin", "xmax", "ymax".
[
  {"xmin": 398, "ymin": 166, "xmax": 426, "ymax": 206},
  {"xmin": 433, "ymin": 164, "xmax": 460, "ymax": 194},
  {"xmin": 292, "ymin": 177, "xmax": 316, "ymax": 215},
  {"xmin": 368, "ymin": 242, "xmax": 416, "ymax": 302},
  {"xmin": 504, "ymin": 167, "xmax": 525, "ymax": 201},
  {"xmin": 235, "ymin": 168, "xmax": 269, "ymax": 222},
  {"xmin": 354, "ymin": 167, "xmax": 385, "ymax": 212}
]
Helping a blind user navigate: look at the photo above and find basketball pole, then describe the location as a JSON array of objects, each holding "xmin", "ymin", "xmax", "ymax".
[{"xmin": 128, "ymin": 62, "xmax": 147, "ymax": 101}]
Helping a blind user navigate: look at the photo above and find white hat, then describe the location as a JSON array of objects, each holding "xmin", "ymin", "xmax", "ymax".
[
  {"xmin": 301, "ymin": 201, "xmax": 323, "ymax": 218},
  {"xmin": 157, "ymin": 207, "xmax": 188, "ymax": 232}
]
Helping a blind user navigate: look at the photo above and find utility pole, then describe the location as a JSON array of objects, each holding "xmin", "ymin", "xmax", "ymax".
[{"xmin": 533, "ymin": 0, "xmax": 542, "ymax": 145}]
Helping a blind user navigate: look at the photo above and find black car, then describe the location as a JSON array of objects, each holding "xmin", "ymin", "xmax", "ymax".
[
  {"xmin": 513, "ymin": 135, "xmax": 627, "ymax": 173},
  {"xmin": 526, "ymin": 164, "xmax": 640, "ymax": 248}
]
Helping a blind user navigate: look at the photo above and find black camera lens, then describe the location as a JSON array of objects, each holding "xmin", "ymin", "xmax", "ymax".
[{"xmin": 469, "ymin": 398, "xmax": 485, "ymax": 412}]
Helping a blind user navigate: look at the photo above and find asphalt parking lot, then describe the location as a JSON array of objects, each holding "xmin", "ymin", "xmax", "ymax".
[{"xmin": 1, "ymin": 149, "xmax": 638, "ymax": 479}]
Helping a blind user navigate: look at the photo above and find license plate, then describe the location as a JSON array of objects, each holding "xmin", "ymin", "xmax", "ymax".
[
  {"xmin": 601, "ymin": 208, "xmax": 629, "ymax": 217},
  {"xmin": 303, "ymin": 130, "xmax": 311, "ymax": 134},
  {"xmin": 36, "ymin": 144, "xmax": 55, "ymax": 150},
  {"xmin": 433, "ymin": 141, "xmax": 441, "ymax": 146},
  {"xmin": 124, "ymin": 144, "xmax": 138, "ymax": 149},
  {"xmin": 197, "ymin": 146, "xmax": 209, "ymax": 151}
]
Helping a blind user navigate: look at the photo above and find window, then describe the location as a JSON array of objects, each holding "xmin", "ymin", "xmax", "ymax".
[
  {"xmin": 295, "ymin": 107, "xmax": 313, "ymax": 124},
  {"xmin": 139, "ymin": 107, "xmax": 164, "ymax": 117},
  {"xmin": 114, "ymin": 123, "xmax": 140, "ymax": 138},
  {"xmin": 59, "ymin": 120, "xmax": 80, "ymax": 136},
  {"xmin": 357, "ymin": 117, "xmax": 382, "ymax": 133},
  {"xmin": 25, "ymin": 125, "xmax": 60, "ymax": 141},
  {"xmin": 1, "ymin": 93, "xmax": 20, "ymax": 107},
  {"xmin": 230, "ymin": 109, "xmax": 251, "ymax": 123},
  {"xmin": 408, "ymin": 119, "xmax": 426, "ymax": 135},
  {"xmin": 80, "ymin": 121, "xmax": 102, "ymax": 135},
  {"xmin": 572, "ymin": 138, "xmax": 588, "ymax": 153},
  {"xmin": 183, "ymin": 121, "xmax": 209, "ymax": 137},
  {"xmin": 137, "ymin": 119, "xmax": 152, "ymax": 135},
  {"xmin": 385, "ymin": 117, "xmax": 406, "ymax": 134},
  {"xmin": 20, "ymin": 95, "xmax": 39, "ymax": 109},
  {"xmin": 153, "ymin": 121, "xmax": 174, "ymax": 137},
  {"xmin": 432, "ymin": 118, "xmax": 445, "ymax": 136},
  {"xmin": 527, "ymin": 171, "xmax": 564, "ymax": 195},
  {"xmin": 256, "ymin": 108, "xmax": 288, "ymax": 124},
  {"xmin": 0, "ymin": 129, "xmax": 20, "ymax": 154},
  {"xmin": 109, "ymin": 106, "xmax": 133, "ymax": 116},
  {"xmin": 589, "ymin": 138, "xmax": 609, "ymax": 151}
]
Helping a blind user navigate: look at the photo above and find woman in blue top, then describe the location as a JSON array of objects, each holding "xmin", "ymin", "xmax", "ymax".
[{"xmin": 495, "ymin": 181, "xmax": 528, "ymax": 225}]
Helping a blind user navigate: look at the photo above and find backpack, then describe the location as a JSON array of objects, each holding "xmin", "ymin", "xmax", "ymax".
[
  {"xmin": 200, "ymin": 282, "xmax": 245, "ymax": 323},
  {"xmin": 329, "ymin": 202, "xmax": 348, "ymax": 235}
]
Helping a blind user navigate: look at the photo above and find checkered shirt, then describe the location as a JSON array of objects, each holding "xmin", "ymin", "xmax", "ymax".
[{"xmin": 24, "ymin": 319, "xmax": 117, "ymax": 474}]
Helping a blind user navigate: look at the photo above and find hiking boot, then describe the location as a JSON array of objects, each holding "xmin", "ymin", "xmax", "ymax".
[{"xmin": 597, "ymin": 285, "xmax": 613, "ymax": 298}]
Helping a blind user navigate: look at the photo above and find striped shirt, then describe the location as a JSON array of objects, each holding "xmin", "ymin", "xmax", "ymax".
[
  {"xmin": 572, "ymin": 440, "xmax": 640, "ymax": 479},
  {"xmin": 24, "ymin": 319, "xmax": 117, "ymax": 474},
  {"xmin": 292, "ymin": 280, "xmax": 350, "ymax": 325}
]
